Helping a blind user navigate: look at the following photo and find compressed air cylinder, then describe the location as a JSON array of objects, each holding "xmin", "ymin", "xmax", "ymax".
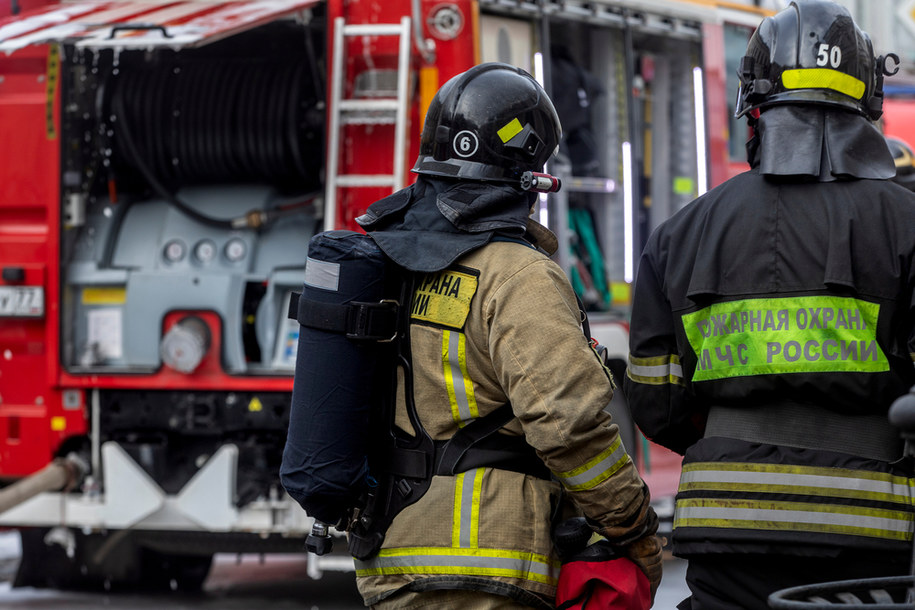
[{"xmin": 280, "ymin": 230, "xmax": 400, "ymax": 527}]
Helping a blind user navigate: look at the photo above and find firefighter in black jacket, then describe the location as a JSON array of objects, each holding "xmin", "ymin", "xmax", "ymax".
[{"xmin": 624, "ymin": 2, "xmax": 915, "ymax": 608}]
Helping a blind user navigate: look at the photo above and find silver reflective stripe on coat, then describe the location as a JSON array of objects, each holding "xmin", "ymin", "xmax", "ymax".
[
  {"xmin": 453, "ymin": 468, "xmax": 483, "ymax": 548},
  {"xmin": 554, "ymin": 436, "xmax": 631, "ymax": 491},
  {"xmin": 675, "ymin": 461, "xmax": 915, "ymax": 542},
  {"xmin": 354, "ymin": 546, "xmax": 560, "ymax": 586},
  {"xmin": 443, "ymin": 330, "xmax": 478, "ymax": 426},
  {"xmin": 627, "ymin": 354, "xmax": 683, "ymax": 386}
]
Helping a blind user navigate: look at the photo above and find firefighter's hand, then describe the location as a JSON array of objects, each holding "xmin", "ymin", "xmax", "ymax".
[{"xmin": 624, "ymin": 533, "xmax": 663, "ymax": 604}]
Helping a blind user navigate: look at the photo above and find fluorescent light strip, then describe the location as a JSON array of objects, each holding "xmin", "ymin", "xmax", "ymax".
[
  {"xmin": 622, "ymin": 141, "xmax": 634, "ymax": 283},
  {"xmin": 693, "ymin": 66, "xmax": 708, "ymax": 196},
  {"xmin": 534, "ymin": 52, "xmax": 549, "ymax": 226}
]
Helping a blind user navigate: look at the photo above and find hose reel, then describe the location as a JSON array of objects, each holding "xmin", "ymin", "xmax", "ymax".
[{"xmin": 107, "ymin": 57, "xmax": 323, "ymax": 192}]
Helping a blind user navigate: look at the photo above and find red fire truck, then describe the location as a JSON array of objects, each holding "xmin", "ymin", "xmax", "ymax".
[{"xmin": 0, "ymin": 0, "xmax": 768, "ymax": 591}]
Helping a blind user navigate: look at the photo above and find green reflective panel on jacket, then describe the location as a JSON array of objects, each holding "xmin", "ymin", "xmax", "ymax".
[{"xmin": 682, "ymin": 296, "xmax": 888, "ymax": 382}]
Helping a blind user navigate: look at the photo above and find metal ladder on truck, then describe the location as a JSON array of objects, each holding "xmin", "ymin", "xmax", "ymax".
[{"xmin": 324, "ymin": 16, "xmax": 412, "ymax": 231}]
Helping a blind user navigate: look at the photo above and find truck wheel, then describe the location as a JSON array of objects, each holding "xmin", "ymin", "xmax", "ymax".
[
  {"xmin": 15, "ymin": 528, "xmax": 211, "ymax": 592},
  {"xmin": 14, "ymin": 527, "xmax": 103, "ymax": 590},
  {"xmin": 138, "ymin": 549, "xmax": 214, "ymax": 592}
]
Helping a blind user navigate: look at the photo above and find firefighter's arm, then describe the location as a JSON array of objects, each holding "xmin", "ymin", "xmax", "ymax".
[
  {"xmin": 485, "ymin": 258, "xmax": 657, "ymax": 548},
  {"xmin": 624, "ymin": 249, "xmax": 703, "ymax": 455}
]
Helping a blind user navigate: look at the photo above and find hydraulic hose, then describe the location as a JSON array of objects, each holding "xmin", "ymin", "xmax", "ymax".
[{"xmin": 0, "ymin": 454, "xmax": 88, "ymax": 516}]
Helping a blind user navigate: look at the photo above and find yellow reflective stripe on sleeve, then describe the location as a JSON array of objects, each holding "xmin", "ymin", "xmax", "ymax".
[
  {"xmin": 627, "ymin": 354, "xmax": 683, "ymax": 385},
  {"xmin": 674, "ymin": 498, "xmax": 912, "ymax": 541},
  {"xmin": 442, "ymin": 330, "xmax": 479, "ymax": 426},
  {"xmin": 354, "ymin": 546, "xmax": 560, "ymax": 585},
  {"xmin": 680, "ymin": 461, "xmax": 915, "ymax": 505},
  {"xmin": 452, "ymin": 468, "xmax": 484, "ymax": 548},
  {"xmin": 781, "ymin": 68, "xmax": 866, "ymax": 100},
  {"xmin": 554, "ymin": 436, "xmax": 631, "ymax": 491}
]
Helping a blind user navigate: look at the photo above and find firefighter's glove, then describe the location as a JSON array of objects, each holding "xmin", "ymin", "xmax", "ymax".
[
  {"xmin": 598, "ymin": 493, "xmax": 663, "ymax": 602},
  {"xmin": 598, "ymin": 491, "xmax": 658, "ymax": 546},
  {"xmin": 624, "ymin": 532, "xmax": 663, "ymax": 604},
  {"xmin": 623, "ymin": 534, "xmax": 664, "ymax": 604}
]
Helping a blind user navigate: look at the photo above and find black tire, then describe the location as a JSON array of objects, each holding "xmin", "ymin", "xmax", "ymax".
[
  {"xmin": 15, "ymin": 527, "xmax": 108, "ymax": 590},
  {"xmin": 138, "ymin": 548, "xmax": 213, "ymax": 592},
  {"xmin": 14, "ymin": 527, "xmax": 212, "ymax": 593}
]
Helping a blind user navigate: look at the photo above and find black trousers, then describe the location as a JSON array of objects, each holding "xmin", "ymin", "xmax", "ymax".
[{"xmin": 676, "ymin": 553, "xmax": 910, "ymax": 610}]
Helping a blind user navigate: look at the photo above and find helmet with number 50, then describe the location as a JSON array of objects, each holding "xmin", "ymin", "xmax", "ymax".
[
  {"xmin": 735, "ymin": 0, "xmax": 891, "ymax": 120},
  {"xmin": 412, "ymin": 63, "xmax": 561, "ymax": 183}
]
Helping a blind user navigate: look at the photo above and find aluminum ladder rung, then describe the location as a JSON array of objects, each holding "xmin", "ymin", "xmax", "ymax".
[
  {"xmin": 341, "ymin": 23, "xmax": 405, "ymax": 36},
  {"xmin": 340, "ymin": 99, "xmax": 398, "ymax": 125},
  {"xmin": 325, "ymin": 16, "xmax": 411, "ymax": 231},
  {"xmin": 339, "ymin": 99, "xmax": 399, "ymax": 112},
  {"xmin": 341, "ymin": 116, "xmax": 396, "ymax": 126},
  {"xmin": 335, "ymin": 175, "xmax": 397, "ymax": 187}
]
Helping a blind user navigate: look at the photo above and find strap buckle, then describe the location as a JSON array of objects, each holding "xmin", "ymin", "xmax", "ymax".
[{"xmin": 346, "ymin": 299, "xmax": 400, "ymax": 342}]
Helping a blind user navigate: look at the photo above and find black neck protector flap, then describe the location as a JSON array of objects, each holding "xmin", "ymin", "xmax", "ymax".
[{"xmin": 748, "ymin": 105, "xmax": 895, "ymax": 182}]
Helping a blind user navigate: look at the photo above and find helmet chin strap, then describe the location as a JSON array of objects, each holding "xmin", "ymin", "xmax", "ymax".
[{"xmin": 520, "ymin": 171, "xmax": 562, "ymax": 193}]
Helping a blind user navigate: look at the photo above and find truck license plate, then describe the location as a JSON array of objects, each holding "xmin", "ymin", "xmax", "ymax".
[{"xmin": 0, "ymin": 286, "xmax": 44, "ymax": 317}]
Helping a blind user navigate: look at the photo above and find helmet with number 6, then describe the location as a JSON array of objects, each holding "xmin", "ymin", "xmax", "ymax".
[
  {"xmin": 735, "ymin": 0, "xmax": 883, "ymax": 120},
  {"xmin": 412, "ymin": 63, "xmax": 561, "ymax": 183}
]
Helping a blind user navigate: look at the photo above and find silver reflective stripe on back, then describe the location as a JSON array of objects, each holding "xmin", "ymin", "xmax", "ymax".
[
  {"xmin": 676, "ymin": 461, "xmax": 915, "ymax": 542},
  {"xmin": 674, "ymin": 500, "xmax": 913, "ymax": 537},
  {"xmin": 304, "ymin": 257, "xmax": 340, "ymax": 291},
  {"xmin": 354, "ymin": 546, "xmax": 559, "ymax": 585}
]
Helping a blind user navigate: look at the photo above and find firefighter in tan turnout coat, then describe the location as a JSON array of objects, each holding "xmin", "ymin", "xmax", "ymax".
[{"xmin": 354, "ymin": 63, "xmax": 663, "ymax": 608}]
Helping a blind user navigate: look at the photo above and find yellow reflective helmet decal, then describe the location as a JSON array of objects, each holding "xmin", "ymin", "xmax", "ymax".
[
  {"xmin": 497, "ymin": 118, "xmax": 524, "ymax": 144},
  {"xmin": 781, "ymin": 68, "xmax": 866, "ymax": 100}
]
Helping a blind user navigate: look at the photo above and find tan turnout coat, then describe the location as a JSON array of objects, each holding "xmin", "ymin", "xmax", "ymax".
[{"xmin": 354, "ymin": 231, "xmax": 649, "ymax": 606}]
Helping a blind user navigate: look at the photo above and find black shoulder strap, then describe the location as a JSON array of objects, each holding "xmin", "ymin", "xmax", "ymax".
[
  {"xmin": 433, "ymin": 404, "xmax": 549, "ymax": 478},
  {"xmin": 288, "ymin": 291, "xmax": 399, "ymax": 341},
  {"xmin": 434, "ymin": 404, "xmax": 516, "ymax": 475},
  {"xmin": 576, "ymin": 294, "xmax": 591, "ymax": 339}
]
